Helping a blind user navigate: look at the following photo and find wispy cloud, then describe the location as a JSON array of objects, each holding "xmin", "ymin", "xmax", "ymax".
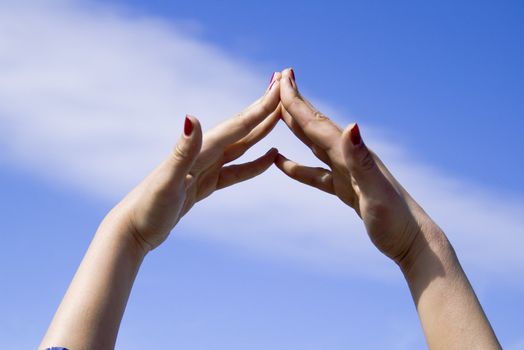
[{"xmin": 0, "ymin": 0, "xmax": 522, "ymax": 281}]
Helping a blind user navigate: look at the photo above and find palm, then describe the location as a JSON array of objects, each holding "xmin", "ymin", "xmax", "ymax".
[
  {"xmin": 275, "ymin": 70, "xmax": 423, "ymax": 264},
  {"xmin": 120, "ymin": 81, "xmax": 282, "ymax": 251}
]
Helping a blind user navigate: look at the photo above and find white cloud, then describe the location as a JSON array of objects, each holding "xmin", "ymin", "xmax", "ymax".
[{"xmin": 0, "ymin": 0, "xmax": 522, "ymax": 281}]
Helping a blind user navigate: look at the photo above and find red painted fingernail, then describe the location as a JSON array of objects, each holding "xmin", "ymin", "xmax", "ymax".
[
  {"xmin": 184, "ymin": 115, "xmax": 193, "ymax": 136},
  {"xmin": 290, "ymin": 68, "xmax": 295, "ymax": 81},
  {"xmin": 349, "ymin": 123, "xmax": 362, "ymax": 146},
  {"xmin": 268, "ymin": 79, "xmax": 276, "ymax": 91}
]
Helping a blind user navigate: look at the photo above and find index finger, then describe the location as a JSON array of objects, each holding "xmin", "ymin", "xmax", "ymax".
[
  {"xmin": 280, "ymin": 69, "xmax": 342, "ymax": 152},
  {"xmin": 206, "ymin": 77, "xmax": 281, "ymax": 149}
]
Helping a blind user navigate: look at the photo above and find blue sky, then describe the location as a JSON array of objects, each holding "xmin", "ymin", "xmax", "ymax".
[{"xmin": 0, "ymin": 0, "xmax": 523, "ymax": 348}]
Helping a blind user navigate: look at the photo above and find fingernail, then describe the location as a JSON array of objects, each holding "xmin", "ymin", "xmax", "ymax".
[
  {"xmin": 349, "ymin": 123, "xmax": 362, "ymax": 146},
  {"xmin": 268, "ymin": 72, "xmax": 276, "ymax": 86},
  {"xmin": 290, "ymin": 68, "xmax": 295, "ymax": 81},
  {"xmin": 184, "ymin": 115, "xmax": 193, "ymax": 136},
  {"xmin": 268, "ymin": 79, "xmax": 277, "ymax": 91}
]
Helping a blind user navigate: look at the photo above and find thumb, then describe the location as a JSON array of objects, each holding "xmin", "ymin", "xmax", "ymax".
[
  {"xmin": 341, "ymin": 123, "xmax": 389, "ymax": 198},
  {"xmin": 168, "ymin": 115, "xmax": 202, "ymax": 183}
]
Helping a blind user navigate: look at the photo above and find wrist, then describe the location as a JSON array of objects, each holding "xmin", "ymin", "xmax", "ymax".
[
  {"xmin": 398, "ymin": 222, "xmax": 456, "ymax": 284},
  {"xmin": 99, "ymin": 209, "xmax": 150, "ymax": 262}
]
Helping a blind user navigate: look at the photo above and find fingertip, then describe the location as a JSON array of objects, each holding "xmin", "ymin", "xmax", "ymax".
[
  {"xmin": 263, "ymin": 78, "xmax": 281, "ymax": 107},
  {"xmin": 266, "ymin": 71, "xmax": 282, "ymax": 93},
  {"xmin": 269, "ymin": 72, "xmax": 276, "ymax": 85},
  {"xmin": 349, "ymin": 123, "xmax": 362, "ymax": 146},
  {"xmin": 341, "ymin": 122, "xmax": 380, "ymax": 187},
  {"xmin": 279, "ymin": 77, "xmax": 298, "ymax": 106},
  {"xmin": 341, "ymin": 123, "xmax": 357, "ymax": 167},
  {"xmin": 342, "ymin": 122, "xmax": 363, "ymax": 150},
  {"xmin": 184, "ymin": 114, "xmax": 202, "ymax": 135},
  {"xmin": 267, "ymin": 77, "xmax": 280, "ymax": 92},
  {"xmin": 168, "ymin": 115, "xmax": 203, "ymax": 178},
  {"xmin": 267, "ymin": 147, "xmax": 279, "ymax": 160},
  {"xmin": 180, "ymin": 114, "xmax": 202, "ymax": 157},
  {"xmin": 282, "ymin": 67, "xmax": 294, "ymax": 78},
  {"xmin": 281, "ymin": 67, "xmax": 296, "ymax": 88},
  {"xmin": 269, "ymin": 71, "xmax": 282, "ymax": 85},
  {"xmin": 274, "ymin": 152, "xmax": 290, "ymax": 167},
  {"xmin": 184, "ymin": 115, "xmax": 193, "ymax": 137}
]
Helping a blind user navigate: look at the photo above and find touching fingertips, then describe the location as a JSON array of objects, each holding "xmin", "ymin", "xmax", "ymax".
[
  {"xmin": 184, "ymin": 115, "xmax": 194, "ymax": 136},
  {"xmin": 266, "ymin": 147, "xmax": 278, "ymax": 155},
  {"xmin": 275, "ymin": 152, "xmax": 288, "ymax": 165}
]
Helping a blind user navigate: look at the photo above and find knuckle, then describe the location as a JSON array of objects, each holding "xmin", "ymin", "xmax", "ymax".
[
  {"xmin": 313, "ymin": 111, "xmax": 330, "ymax": 122},
  {"xmin": 229, "ymin": 170, "xmax": 242, "ymax": 183},
  {"xmin": 172, "ymin": 142, "xmax": 189, "ymax": 163},
  {"xmin": 359, "ymin": 149, "xmax": 376, "ymax": 172},
  {"xmin": 313, "ymin": 170, "xmax": 331, "ymax": 187}
]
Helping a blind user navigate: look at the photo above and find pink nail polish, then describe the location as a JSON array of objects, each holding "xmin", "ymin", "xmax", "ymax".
[
  {"xmin": 184, "ymin": 115, "xmax": 193, "ymax": 136},
  {"xmin": 349, "ymin": 123, "xmax": 362, "ymax": 146}
]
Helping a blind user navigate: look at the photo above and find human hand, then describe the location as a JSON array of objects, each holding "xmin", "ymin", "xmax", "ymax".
[
  {"xmin": 274, "ymin": 69, "xmax": 441, "ymax": 268},
  {"xmin": 109, "ymin": 75, "xmax": 282, "ymax": 253}
]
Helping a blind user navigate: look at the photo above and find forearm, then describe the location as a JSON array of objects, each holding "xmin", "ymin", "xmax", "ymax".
[
  {"xmin": 401, "ymin": 226, "xmax": 500, "ymax": 349},
  {"xmin": 40, "ymin": 211, "xmax": 146, "ymax": 350}
]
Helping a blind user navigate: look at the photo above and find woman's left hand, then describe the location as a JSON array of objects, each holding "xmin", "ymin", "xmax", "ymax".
[{"xmin": 109, "ymin": 75, "xmax": 282, "ymax": 253}]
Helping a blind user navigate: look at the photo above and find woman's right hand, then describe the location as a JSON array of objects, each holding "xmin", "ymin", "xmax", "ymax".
[{"xmin": 274, "ymin": 68, "xmax": 441, "ymax": 269}]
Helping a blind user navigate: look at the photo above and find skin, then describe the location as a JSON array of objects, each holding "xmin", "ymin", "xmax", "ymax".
[
  {"xmin": 39, "ymin": 76, "xmax": 282, "ymax": 349},
  {"xmin": 274, "ymin": 68, "xmax": 501, "ymax": 349},
  {"xmin": 40, "ymin": 69, "xmax": 501, "ymax": 349}
]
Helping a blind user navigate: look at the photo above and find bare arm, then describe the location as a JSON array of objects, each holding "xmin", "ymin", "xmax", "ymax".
[
  {"xmin": 275, "ymin": 68, "xmax": 500, "ymax": 349},
  {"xmin": 40, "ymin": 75, "xmax": 282, "ymax": 349},
  {"xmin": 400, "ymin": 223, "xmax": 499, "ymax": 349},
  {"xmin": 40, "ymin": 212, "xmax": 146, "ymax": 349}
]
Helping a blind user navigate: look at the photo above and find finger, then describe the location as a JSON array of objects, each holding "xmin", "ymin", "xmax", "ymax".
[
  {"xmin": 206, "ymin": 75, "xmax": 281, "ymax": 149},
  {"xmin": 280, "ymin": 106, "xmax": 332, "ymax": 166},
  {"xmin": 280, "ymin": 68, "xmax": 342, "ymax": 152},
  {"xmin": 341, "ymin": 123, "xmax": 392, "ymax": 199},
  {"xmin": 274, "ymin": 153, "xmax": 335, "ymax": 195},
  {"xmin": 245, "ymin": 71, "xmax": 282, "ymax": 106},
  {"xmin": 267, "ymin": 71, "xmax": 282, "ymax": 92},
  {"xmin": 222, "ymin": 104, "xmax": 281, "ymax": 163},
  {"xmin": 167, "ymin": 115, "xmax": 203, "ymax": 183},
  {"xmin": 216, "ymin": 148, "xmax": 279, "ymax": 190}
]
